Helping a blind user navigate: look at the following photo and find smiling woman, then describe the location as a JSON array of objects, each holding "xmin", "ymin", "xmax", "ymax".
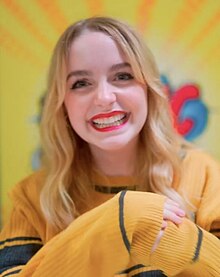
[
  {"xmin": 64, "ymin": 30, "xmax": 147, "ymax": 155},
  {"xmin": 0, "ymin": 16, "xmax": 220, "ymax": 277}
]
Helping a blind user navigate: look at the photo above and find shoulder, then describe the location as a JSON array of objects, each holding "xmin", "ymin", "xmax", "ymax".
[
  {"xmin": 181, "ymin": 147, "xmax": 220, "ymax": 170},
  {"xmin": 175, "ymin": 147, "xmax": 220, "ymax": 208},
  {"xmin": 10, "ymin": 169, "xmax": 46, "ymax": 206},
  {"xmin": 182, "ymin": 149, "xmax": 220, "ymax": 230},
  {"xmin": 179, "ymin": 147, "xmax": 220, "ymax": 185}
]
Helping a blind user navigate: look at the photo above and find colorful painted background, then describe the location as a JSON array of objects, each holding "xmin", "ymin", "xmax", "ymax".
[{"xmin": 0, "ymin": 0, "xmax": 220, "ymax": 228}]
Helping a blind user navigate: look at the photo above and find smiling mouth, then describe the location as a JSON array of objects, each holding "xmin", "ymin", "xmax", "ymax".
[{"xmin": 90, "ymin": 112, "xmax": 129, "ymax": 130}]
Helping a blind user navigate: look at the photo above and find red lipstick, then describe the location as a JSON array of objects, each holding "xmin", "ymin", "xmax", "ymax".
[{"xmin": 90, "ymin": 111, "xmax": 129, "ymax": 132}]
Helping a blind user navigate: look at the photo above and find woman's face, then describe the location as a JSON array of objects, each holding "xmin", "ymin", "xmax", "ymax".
[{"xmin": 64, "ymin": 30, "xmax": 148, "ymax": 152}]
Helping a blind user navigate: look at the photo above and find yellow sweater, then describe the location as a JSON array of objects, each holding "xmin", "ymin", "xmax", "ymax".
[{"xmin": 0, "ymin": 149, "xmax": 220, "ymax": 277}]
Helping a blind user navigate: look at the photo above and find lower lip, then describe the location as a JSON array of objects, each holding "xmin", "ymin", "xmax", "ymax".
[{"xmin": 91, "ymin": 115, "xmax": 129, "ymax": 132}]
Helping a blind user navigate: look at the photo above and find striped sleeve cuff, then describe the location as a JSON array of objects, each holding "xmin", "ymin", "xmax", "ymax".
[
  {"xmin": 0, "ymin": 237, "xmax": 43, "ymax": 276},
  {"xmin": 151, "ymin": 219, "xmax": 220, "ymax": 276}
]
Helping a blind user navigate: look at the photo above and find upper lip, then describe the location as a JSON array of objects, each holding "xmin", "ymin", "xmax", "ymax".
[{"xmin": 90, "ymin": 111, "xmax": 127, "ymax": 121}]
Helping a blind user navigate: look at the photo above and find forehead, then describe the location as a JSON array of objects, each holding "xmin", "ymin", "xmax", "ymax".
[{"xmin": 67, "ymin": 31, "xmax": 128, "ymax": 67}]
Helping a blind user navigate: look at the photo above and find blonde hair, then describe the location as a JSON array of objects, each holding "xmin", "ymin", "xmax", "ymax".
[{"xmin": 40, "ymin": 16, "xmax": 189, "ymax": 231}]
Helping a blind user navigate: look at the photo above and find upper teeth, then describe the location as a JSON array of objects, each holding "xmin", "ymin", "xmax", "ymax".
[{"xmin": 93, "ymin": 114, "xmax": 125, "ymax": 125}]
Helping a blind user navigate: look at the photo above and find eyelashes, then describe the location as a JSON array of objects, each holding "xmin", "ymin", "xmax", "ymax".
[
  {"xmin": 114, "ymin": 72, "xmax": 134, "ymax": 81},
  {"xmin": 71, "ymin": 79, "xmax": 91, "ymax": 90},
  {"xmin": 70, "ymin": 72, "xmax": 134, "ymax": 91}
]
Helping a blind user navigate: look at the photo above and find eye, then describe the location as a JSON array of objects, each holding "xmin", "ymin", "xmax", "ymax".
[
  {"xmin": 71, "ymin": 79, "xmax": 91, "ymax": 90},
  {"xmin": 115, "ymin": 72, "xmax": 134, "ymax": 81}
]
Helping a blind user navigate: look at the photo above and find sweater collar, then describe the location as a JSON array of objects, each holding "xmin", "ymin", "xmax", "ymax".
[{"xmin": 92, "ymin": 171, "xmax": 136, "ymax": 194}]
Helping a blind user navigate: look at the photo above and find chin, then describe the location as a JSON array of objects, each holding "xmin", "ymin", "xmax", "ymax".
[
  {"xmin": 100, "ymin": 144, "xmax": 127, "ymax": 151},
  {"xmin": 93, "ymin": 137, "xmax": 137, "ymax": 152}
]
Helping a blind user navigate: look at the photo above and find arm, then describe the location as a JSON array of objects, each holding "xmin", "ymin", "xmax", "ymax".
[
  {"xmin": 0, "ymin": 189, "xmax": 160, "ymax": 277},
  {"xmin": 0, "ymin": 172, "xmax": 46, "ymax": 277},
  {"xmin": 0, "ymin": 209, "xmax": 43, "ymax": 277},
  {"xmin": 124, "ymin": 191, "xmax": 220, "ymax": 276},
  {"xmin": 149, "ymin": 218, "xmax": 220, "ymax": 276},
  {"xmin": 177, "ymin": 149, "xmax": 220, "ymax": 239},
  {"xmin": 196, "ymin": 152, "xmax": 220, "ymax": 239},
  {"xmin": 0, "ymin": 191, "xmax": 165, "ymax": 277},
  {"xmin": 2, "ymin": 190, "xmax": 220, "ymax": 277}
]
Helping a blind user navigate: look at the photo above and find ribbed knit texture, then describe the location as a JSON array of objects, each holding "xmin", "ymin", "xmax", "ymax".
[{"xmin": 1, "ymin": 149, "xmax": 220, "ymax": 276}]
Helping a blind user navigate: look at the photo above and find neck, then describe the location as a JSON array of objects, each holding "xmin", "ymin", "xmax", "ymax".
[{"xmin": 90, "ymin": 141, "xmax": 138, "ymax": 176}]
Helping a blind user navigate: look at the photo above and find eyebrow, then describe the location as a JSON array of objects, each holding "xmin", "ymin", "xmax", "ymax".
[
  {"xmin": 66, "ymin": 70, "xmax": 92, "ymax": 81},
  {"xmin": 66, "ymin": 62, "xmax": 131, "ymax": 81},
  {"xmin": 110, "ymin": 62, "xmax": 131, "ymax": 71}
]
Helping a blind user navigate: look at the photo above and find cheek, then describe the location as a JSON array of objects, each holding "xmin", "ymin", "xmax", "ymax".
[
  {"xmin": 130, "ymin": 88, "xmax": 148, "ymax": 112},
  {"xmin": 132, "ymin": 89, "xmax": 148, "ymax": 125},
  {"xmin": 64, "ymin": 96, "xmax": 77, "ymax": 123},
  {"xmin": 64, "ymin": 94, "xmax": 78, "ymax": 114},
  {"xmin": 64, "ymin": 95, "xmax": 88, "ymax": 132}
]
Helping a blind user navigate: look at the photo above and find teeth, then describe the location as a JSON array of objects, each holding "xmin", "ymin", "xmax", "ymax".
[
  {"xmin": 92, "ymin": 113, "xmax": 126, "ymax": 128},
  {"xmin": 93, "ymin": 114, "xmax": 124, "ymax": 124}
]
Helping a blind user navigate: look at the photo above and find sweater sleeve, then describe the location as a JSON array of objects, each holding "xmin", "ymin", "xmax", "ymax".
[
  {"xmin": 0, "ymin": 173, "xmax": 46, "ymax": 277},
  {"xmin": 1, "ymin": 191, "xmax": 220, "ymax": 277},
  {"xmin": 124, "ymin": 191, "xmax": 220, "ymax": 276},
  {"xmin": 195, "ymin": 152, "xmax": 220, "ymax": 239},
  {"xmin": 177, "ymin": 149, "xmax": 220, "ymax": 240},
  {"xmin": 0, "ymin": 209, "xmax": 43, "ymax": 277},
  {"xmin": 149, "ymin": 218, "xmax": 220, "ymax": 276},
  {"xmin": 0, "ymin": 191, "xmax": 164, "ymax": 277},
  {"xmin": 0, "ymin": 189, "xmax": 163, "ymax": 277}
]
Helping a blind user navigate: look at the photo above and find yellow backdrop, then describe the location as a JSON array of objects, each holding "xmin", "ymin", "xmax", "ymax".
[{"xmin": 0, "ymin": 0, "xmax": 220, "ymax": 227}]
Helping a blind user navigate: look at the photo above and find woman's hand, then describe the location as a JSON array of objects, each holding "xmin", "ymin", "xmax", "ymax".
[{"xmin": 151, "ymin": 198, "xmax": 186, "ymax": 253}]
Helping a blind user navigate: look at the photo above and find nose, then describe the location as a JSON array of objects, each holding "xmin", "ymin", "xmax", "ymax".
[{"xmin": 94, "ymin": 81, "xmax": 116, "ymax": 107}]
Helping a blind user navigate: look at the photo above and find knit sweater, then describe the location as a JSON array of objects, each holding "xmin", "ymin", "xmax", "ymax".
[{"xmin": 0, "ymin": 149, "xmax": 220, "ymax": 277}]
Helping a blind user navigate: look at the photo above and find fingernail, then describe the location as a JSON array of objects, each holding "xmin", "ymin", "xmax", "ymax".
[{"xmin": 179, "ymin": 210, "xmax": 185, "ymax": 217}]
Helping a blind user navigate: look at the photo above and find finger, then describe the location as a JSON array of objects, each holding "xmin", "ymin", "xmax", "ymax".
[
  {"xmin": 151, "ymin": 229, "xmax": 165, "ymax": 253},
  {"xmin": 163, "ymin": 209, "xmax": 183, "ymax": 225},
  {"xmin": 164, "ymin": 203, "xmax": 186, "ymax": 217},
  {"xmin": 161, "ymin": 220, "xmax": 168, "ymax": 229}
]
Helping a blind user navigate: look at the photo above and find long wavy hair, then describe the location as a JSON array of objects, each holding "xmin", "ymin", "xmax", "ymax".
[{"xmin": 40, "ymin": 16, "xmax": 189, "ymax": 231}]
